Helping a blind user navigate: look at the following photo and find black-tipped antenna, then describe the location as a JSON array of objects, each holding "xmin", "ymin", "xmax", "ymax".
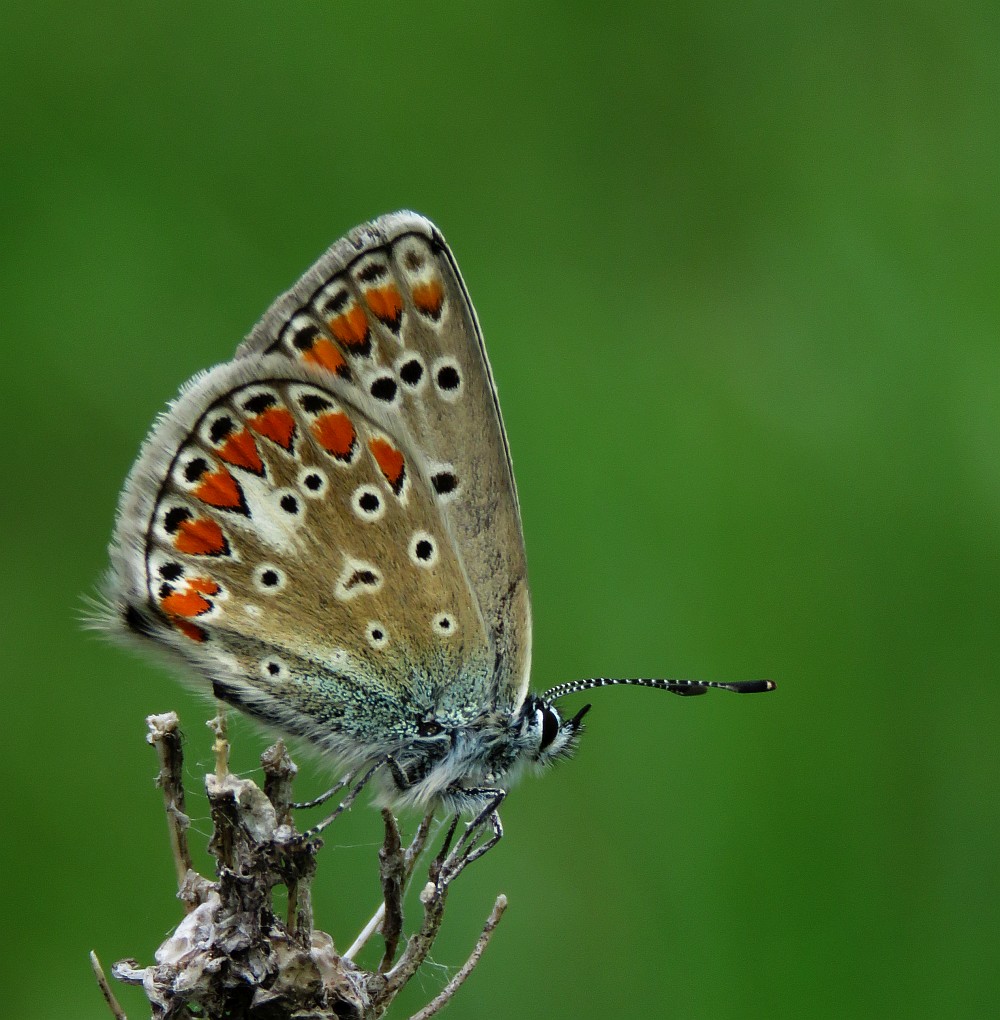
[{"xmin": 541, "ymin": 677, "xmax": 776, "ymax": 702}]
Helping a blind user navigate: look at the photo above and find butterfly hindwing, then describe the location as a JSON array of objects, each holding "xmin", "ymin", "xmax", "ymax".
[
  {"xmin": 108, "ymin": 357, "xmax": 494, "ymax": 758},
  {"xmin": 236, "ymin": 212, "xmax": 532, "ymax": 710}
]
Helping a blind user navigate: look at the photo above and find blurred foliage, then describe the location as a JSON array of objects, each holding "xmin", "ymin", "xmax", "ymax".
[{"xmin": 2, "ymin": 3, "xmax": 997, "ymax": 1018}]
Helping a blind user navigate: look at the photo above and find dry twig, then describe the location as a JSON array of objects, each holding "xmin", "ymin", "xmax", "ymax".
[
  {"xmin": 407, "ymin": 894, "xmax": 508, "ymax": 1020},
  {"xmin": 90, "ymin": 951, "xmax": 127, "ymax": 1020},
  {"xmin": 146, "ymin": 712, "xmax": 192, "ymax": 900},
  {"xmin": 91, "ymin": 711, "xmax": 507, "ymax": 1020}
]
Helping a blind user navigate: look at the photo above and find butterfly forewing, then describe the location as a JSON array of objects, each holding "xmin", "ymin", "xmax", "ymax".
[
  {"xmin": 110, "ymin": 357, "xmax": 494, "ymax": 755},
  {"xmin": 236, "ymin": 212, "xmax": 531, "ymax": 710}
]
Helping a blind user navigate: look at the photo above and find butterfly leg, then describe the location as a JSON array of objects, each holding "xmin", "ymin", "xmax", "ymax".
[
  {"xmin": 434, "ymin": 813, "xmax": 461, "ymax": 863},
  {"xmin": 439, "ymin": 788, "xmax": 506, "ymax": 884},
  {"xmin": 301, "ymin": 756, "xmax": 388, "ymax": 838},
  {"xmin": 291, "ymin": 771, "xmax": 355, "ymax": 811},
  {"xmin": 457, "ymin": 790, "xmax": 505, "ymax": 865}
]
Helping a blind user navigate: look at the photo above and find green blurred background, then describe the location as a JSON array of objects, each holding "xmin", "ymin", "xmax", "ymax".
[{"xmin": 3, "ymin": 3, "xmax": 997, "ymax": 1017}]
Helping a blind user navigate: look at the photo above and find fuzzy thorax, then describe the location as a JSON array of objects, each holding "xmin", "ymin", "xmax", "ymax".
[{"xmin": 372, "ymin": 696, "xmax": 590, "ymax": 813}]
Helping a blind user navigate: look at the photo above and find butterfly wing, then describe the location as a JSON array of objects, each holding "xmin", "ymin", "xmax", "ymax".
[
  {"xmin": 236, "ymin": 212, "xmax": 531, "ymax": 711},
  {"xmin": 106, "ymin": 357, "xmax": 494, "ymax": 763}
]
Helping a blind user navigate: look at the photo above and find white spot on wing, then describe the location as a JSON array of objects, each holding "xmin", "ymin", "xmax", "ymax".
[
  {"xmin": 335, "ymin": 558, "xmax": 383, "ymax": 601},
  {"xmin": 297, "ymin": 466, "xmax": 328, "ymax": 498},
  {"xmin": 352, "ymin": 484, "xmax": 384, "ymax": 522},
  {"xmin": 408, "ymin": 531, "xmax": 439, "ymax": 568},
  {"xmin": 253, "ymin": 564, "xmax": 286, "ymax": 594},
  {"xmin": 259, "ymin": 655, "xmax": 288, "ymax": 680},
  {"xmin": 432, "ymin": 612, "xmax": 457, "ymax": 638},
  {"xmin": 366, "ymin": 621, "xmax": 389, "ymax": 649}
]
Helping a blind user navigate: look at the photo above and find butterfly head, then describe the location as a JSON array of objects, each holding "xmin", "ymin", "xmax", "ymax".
[{"xmin": 516, "ymin": 695, "xmax": 591, "ymax": 767}]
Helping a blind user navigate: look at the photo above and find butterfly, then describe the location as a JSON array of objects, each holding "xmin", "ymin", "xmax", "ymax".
[{"xmin": 102, "ymin": 211, "xmax": 774, "ymax": 865}]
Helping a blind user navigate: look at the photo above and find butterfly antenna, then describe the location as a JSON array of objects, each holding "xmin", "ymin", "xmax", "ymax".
[{"xmin": 542, "ymin": 676, "xmax": 776, "ymax": 702}]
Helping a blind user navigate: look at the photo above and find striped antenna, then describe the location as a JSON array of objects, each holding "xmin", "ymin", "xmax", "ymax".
[{"xmin": 542, "ymin": 677, "xmax": 776, "ymax": 702}]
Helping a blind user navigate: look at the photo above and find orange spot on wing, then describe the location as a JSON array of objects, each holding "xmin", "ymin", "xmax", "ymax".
[
  {"xmin": 188, "ymin": 577, "xmax": 221, "ymax": 596},
  {"xmin": 412, "ymin": 279, "xmax": 444, "ymax": 319},
  {"xmin": 194, "ymin": 467, "xmax": 245, "ymax": 511},
  {"xmin": 172, "ymin": 618, "xmax": 208, "ymax": 642},
  {"xmin": 250, "ymin": 407, "xmax": 296, "ymax": 451},
  {"xmin": 217, "ymin": 428, "xmax": 264, "ymax": 475},
  {"xmin": 313, "ymin": 411, "xmax": 356, "ymax": 460},
  {"xmin": 365, "ymin": 284, "xmax": 403, "ymax": 327},
  {"xmin": 174, "ymin": 517, "xmax": 228, "ymax": 556},
  {"xmin": 329, "ymin": 303, "xmax": 371, "ymax": 352},
  {"xmin": 368, "ymin": 437, "xmax": 405, "ymax": 494},
  {"xmin": 302, "ymin": 337, "xmax": 349, "ymax": 377},
  {"xmin": 161, "ymin": 590, "xmax": 212, "ymax": 618}
]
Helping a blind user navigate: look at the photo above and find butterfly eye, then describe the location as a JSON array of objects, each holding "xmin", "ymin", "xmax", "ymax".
[{"xmin": 537, "ymin": 705, "xmax": 561, "ymax": 752}]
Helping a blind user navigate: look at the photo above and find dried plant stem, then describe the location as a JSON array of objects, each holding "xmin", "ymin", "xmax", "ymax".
[
  {"xmin": 145, "ymin": 712, "xmax": 192, "ymax": 899},
  {"xmin": 98, "ymin": 712, "xmax": 506, "ymax": 1019},
  {"xmin": 379, "ymin": 810, "xmax": 405, "ymax": 970},
  {"xmin": 406, "ymin": 894, "xmax": 508, "ymax": 1020},
  {"xmin": 344, "ymin": 902, "xmax": 388, "ymax": 963},
  {"xmin": 207, "ymin": 705, "xmax": 228, "ymax": 781},
  {"xmin": 261, "ymin": 738, "xmax": 297, "ymax": 826},
  {"xmin": 261, "ymin": 741, "xmax": 315, "ymax": 934},
  {"xmin": 344, "ymin": 810, "xmax": 436, "ymax": 964},
  {"xmin": 404, "ymin": 812, "xmax": 435, "ymax": 871},
  {"xmin": 381, "ymin": 881, "xmax": 445, "ymax": 999},
  {"xmin": 90, "ymin": 950, "xmax": 127, "ymax": 1020}
]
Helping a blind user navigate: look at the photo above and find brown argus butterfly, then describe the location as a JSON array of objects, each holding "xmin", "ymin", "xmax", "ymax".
[{"xmin": 101, "ymin": 212, "xmax": 774, "ymax": 866}]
